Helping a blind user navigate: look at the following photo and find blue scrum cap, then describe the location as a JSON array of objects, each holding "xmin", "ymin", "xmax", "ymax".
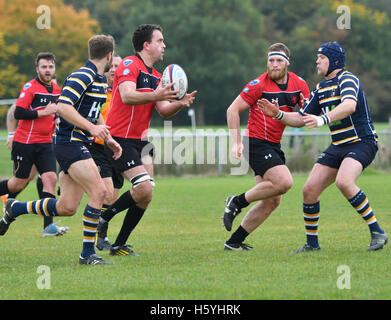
[{"xmin": 318, "ymin": 42, "xmax": 345, "ymax": 75}]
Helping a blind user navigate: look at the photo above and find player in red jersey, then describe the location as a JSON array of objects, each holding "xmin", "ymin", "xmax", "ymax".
[
  {"xmin": 0, "ymin": 52, "xmax": 68, "ymax": 236},
  {"xmin": 98, "ymin": 24, "xmax": 197, "ymax": 256},
  {"xmin": 222, "ymin": 43, "xmax": 310, "ymax": 251}
]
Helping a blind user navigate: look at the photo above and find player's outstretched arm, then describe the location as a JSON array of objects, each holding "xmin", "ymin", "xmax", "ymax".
[
  {"xmin": 119, "ymin": 80, "xmax": 180, "ymax": 105},
  {"xmin": 302, "ymin": 99, "xmax": 356, "ymax": 128},
  {"xmin": 257, "ymin": 98, "xmax": 305, "ymax": 128},
  {"xmin": 155, "ymin": 90, "xmax": 197, "ymax": 118}
]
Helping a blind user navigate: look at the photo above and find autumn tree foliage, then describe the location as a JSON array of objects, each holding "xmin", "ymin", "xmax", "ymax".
[{"xmin": 0, "ymin": 0, "xmax": 100, "ymax": 99}]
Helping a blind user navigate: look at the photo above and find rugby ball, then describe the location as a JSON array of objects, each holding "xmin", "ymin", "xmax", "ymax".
[{"xmin": 161, "ymin": 64, "xmax": 188, "ymax": 100}]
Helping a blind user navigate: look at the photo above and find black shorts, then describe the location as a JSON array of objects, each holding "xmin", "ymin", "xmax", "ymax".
[
  {"xmin": 104, "ymin": 137, "xmax": 154, "ymax": 173},
  {"xmin": 54, "ymin": 141, "xmax": 92, "ymax": 174},
  {"xmin": 12, "ymin": 141, "xmax": 56, "ymax": 179},
  {"xmin": 316, "ymin": 139, "xmax": 378, "ymax": 170},
  {"xmin": 88, "ymin": 142, "xmax": 124, "ymax": 189},
  {"xmin": 243, "ymin": 137, "xmax": 286, "ymax": 177}
]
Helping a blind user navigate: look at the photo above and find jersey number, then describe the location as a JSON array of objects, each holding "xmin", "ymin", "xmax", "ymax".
[{"xmin": 88, "ymin": 101, "xmax": 101, "ymax": 119}]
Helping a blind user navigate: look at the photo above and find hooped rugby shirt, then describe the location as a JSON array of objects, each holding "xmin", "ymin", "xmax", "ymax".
[
  {"xmin": 55, "ymin": 60, "xmax": 108, "ymax": 144},
  {"xmin": 301, "ymin": 69, "xmax": 377, "ymax": 146}
]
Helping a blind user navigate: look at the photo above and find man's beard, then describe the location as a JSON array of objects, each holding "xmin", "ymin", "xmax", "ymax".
[
  {"xmin": 38, "ymin": 71, "xmax": 54, "ymax": 85},
  {"xmin": 104, "ymin": 61, "xmax": 111, "ymax": 73},
  {"xmin": 267, "ymin": 65, "xmax": 288, "ymax": 81}
]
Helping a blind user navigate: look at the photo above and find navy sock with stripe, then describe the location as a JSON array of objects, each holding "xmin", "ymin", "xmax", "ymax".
[
  {"xmin": 349, "ymin": 190, "xmax": 383, "ymax": 234},
  {"xmin": 81, "ymin": 205, "xmax": 101, "ymax": 258},
  {"xmin": 41, "ymin": 192, "xmax": 55, "ymax": 229},
  {"xmin": 303, "ymin": 201, "xmax": 320, "ymax": 248},
  {"xmin": 11, "ymin": 198, "xmax": 58, "ymax": 218}
]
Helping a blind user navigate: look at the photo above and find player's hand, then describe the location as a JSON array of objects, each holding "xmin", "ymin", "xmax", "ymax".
[
  {"xmin": 298, "ymin": 93, "xmax": 308, "ymax": 107},
  {"xmin": 257, "ymin": 98, "xmax": 279, "ymax": 117},
  {"xmin": 231, "ymin": 143, "xmax": 243, "ymax": 159},
  {"xmin": 6, "ymin": 136, "xmax": 13, "ymax": 150},
  {"xmin": 179, "ymin": 90, "xmax": 197, "ymax": 107},
  {"xmin": 154, "ymin": 81, "xmax": 180, "ymax": 101},
  {"xmin": 106, "ymin": 137, "xmax": 122, "ymax": 160},
  {"xmin": 302, "ymin": 113, "xmax": 330, "ymax": 128},
  {"xmin": 43, "ymin": 103, "xmax": 57, "ymax": 116},
  {"xmin": 90, "ymin": 124, "xmax": 110, "ymax": 140}
]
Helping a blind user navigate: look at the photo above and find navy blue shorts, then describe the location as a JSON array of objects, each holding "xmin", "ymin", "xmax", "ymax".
[
  {"xmin": 316, "ymin": 139, "xmax": 378, "ymax": 170},
  {"xmin": 54, "ymin": 141, "xmax": 92, "ymax": 174},
  {"xmin": 243, "ymin": 137, "xmax": 286, "ymax": 177}
]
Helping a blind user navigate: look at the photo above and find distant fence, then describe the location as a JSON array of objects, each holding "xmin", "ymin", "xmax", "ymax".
[
  {"xmin": 147, "ymin": 129, "xmax": 391, "ymax": 176},
  {"xmin": 1, "ymin": 94, "xmax": 390, "ymax": 176}
]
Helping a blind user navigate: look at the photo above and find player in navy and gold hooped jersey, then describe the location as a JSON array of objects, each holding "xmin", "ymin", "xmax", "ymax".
[
  {"xmin": 258, "ymin": 42, "xmax": 387, "ymax": 252},
  {"xmin": 55, "ymin": 60, "xmax": 108, "ymax": 144},
  {"xmin": 0, "ymin": 35, "xmax": 122, "ymax": 266}
]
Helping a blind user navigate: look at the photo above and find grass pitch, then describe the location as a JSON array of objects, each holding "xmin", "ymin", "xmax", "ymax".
[{"xmin": 0, "ymin": 171, "xmax": 390, "ymax": 300}]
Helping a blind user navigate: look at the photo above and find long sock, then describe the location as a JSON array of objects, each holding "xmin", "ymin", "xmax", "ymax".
[
  {"xmin": 36, "ymin": 177, "xmax": 43, "ymax": 198},
  {"xmin": 112, "ymin": 205, "xmax": 145, "ymax": 247},
  {"xmin": 0, "ymin": 180, "xmax": 10, "ymax": 196},
  {"xmin": 11, "ymin": 198, "xmax": 58, "ymax": 218},
  {"xmin": 233, "ymin": 193, "xmax": 250, "ymax": 209},
  {"xmin": 100, "ymin": 204, "xmax": 110, "ymax": 240},
  {"xmin": 81, "ymin": 205, "xmax": 101, "ymax": 258},
  {"xmin": 41, "ymin": 192, "xmax": 55, "ymax": 229},
  {"xmin": 349, "ymin": 190, "xmax": 383, "ymax": 234},
  {"xmin": 100, "ymin": 191, "xmax": 135, "ymax": 222},
  {"xmin": 303, "ymin": 201, "xmax": 320, "ymax": 248},
  {"xmin": 226, "ymin": 225, "xmax": 249, "ymax": 244}
]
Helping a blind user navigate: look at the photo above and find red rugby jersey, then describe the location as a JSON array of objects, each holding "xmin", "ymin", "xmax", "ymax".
[
  {"xmin": 14, "ymin": 78, "xmax": 60, "ymax": 144},
  {"xmin": 240, "ymin": 72, "xmax": 310, "ymax": 143},
  {"xmin": 106, "ymin": 54, "xmax": 161, "ymax": 139}
]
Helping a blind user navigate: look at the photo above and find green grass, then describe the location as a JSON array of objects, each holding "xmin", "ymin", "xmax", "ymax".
[
  {"xmin": 0, "ymin": 173, "xmax": 390, "ymax": 300},
  {"xmin": 0, "ymin": 132, "xmax": 390, "ymax": 300}
]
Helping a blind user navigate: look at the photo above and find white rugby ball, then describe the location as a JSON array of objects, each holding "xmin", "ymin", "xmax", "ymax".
[{"xmin": 161, "ymin": 64, "xmax": 188, "ymax": 100}]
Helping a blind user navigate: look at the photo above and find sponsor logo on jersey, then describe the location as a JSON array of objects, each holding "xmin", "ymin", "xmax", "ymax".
[{"xmin": 123, "ymin": 59, "xmax": 133, "ymax": 67}]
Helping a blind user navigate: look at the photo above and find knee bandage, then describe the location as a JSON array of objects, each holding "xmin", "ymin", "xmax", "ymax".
[{"xmin": 129, "ymin": 172, "xmax": 155, "ymax": 188}]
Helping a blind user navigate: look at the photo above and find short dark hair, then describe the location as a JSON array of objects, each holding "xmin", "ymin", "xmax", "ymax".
[
  {"xmin": 268, "ymin": 43, "xmax": 290, "ymax": 59},
  {"xmin": 35, "ymin": 52, "xmax": 56, "ymax": 67},
  {"xmin": 88, "ymin": 34, "xmax": 115, "ymax": 60},
  {"xmin": 132, "ymin": 24, "xmax": 163, "ymax": 52}
]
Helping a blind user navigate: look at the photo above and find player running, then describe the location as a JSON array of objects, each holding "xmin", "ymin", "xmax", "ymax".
[
  {"xmin": 0, "ymin": 35, "xmax": 122, "ymax": 265},
  {"xmin": 97, "ymin": 24, "xmax": 197, "ymax": 256},
  {"xmin": 222, "ymin": 43, "xmax": 309, "ymax": 251}
]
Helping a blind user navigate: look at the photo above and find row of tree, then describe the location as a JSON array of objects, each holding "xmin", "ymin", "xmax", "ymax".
[{"xmin": 1, "ymin": 0, "xmax": 391, "ymax": 127}]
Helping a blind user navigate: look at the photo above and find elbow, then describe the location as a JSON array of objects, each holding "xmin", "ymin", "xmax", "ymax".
[
  {"xmin": 345, "ymin": 99, "xmax": 357, "ymax": 115},
  {"xmin": 159, "ymin": 110, "xmax": 173, "ymax": 119},
  {"xmin": 226, "ymin": 106, "xmax": 234, "ymax": 120}
]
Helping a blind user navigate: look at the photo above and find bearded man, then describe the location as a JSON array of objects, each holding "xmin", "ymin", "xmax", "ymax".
[{"xmin": 222, "ymin": 43, "xmax": 310, "ymax": 251}]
